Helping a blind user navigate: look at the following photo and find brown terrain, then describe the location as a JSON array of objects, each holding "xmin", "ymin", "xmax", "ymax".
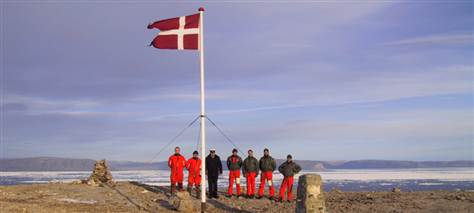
[{"xmin": 1, "ymin": 181, "xmax": 473, "ymax": 213}]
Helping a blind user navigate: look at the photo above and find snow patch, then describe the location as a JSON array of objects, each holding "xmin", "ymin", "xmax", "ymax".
[
  {"xmin": 57, "ymin": 198, "xmax": 97, "ymax": 204},
  {"xmin": 418, "ymin": 183, "xmax": 444, "ymax": 186}
]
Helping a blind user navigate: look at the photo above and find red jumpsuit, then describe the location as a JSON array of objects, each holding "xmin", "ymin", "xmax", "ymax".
[
  {"xmin": 245, "ymin": 172, "xmax": 257, "ymax": 196},
  {"xmin": 227, "ymin": 155, "xmax": 242, "ymax": 196},
  {"xmin": 258, "ymin": 171, "xmax": 275, "ymax": 197},
  {"xmin": 168, "ymin": 154, "xmax": 186, "ymax": 189},
  {"xmin": 186, "ymin": 157, "xmax": 201, "ymax": 187},
  {"xmin": 228, "ymin": 170, "xmax": 241, "ymax": 196},
  {"xmin": 277, "ymin": 161, "xmax": 301, "ymax": 201},
  {"xmin": 279, "ymin": 176, "xmax": 294, "ymax": 201}
]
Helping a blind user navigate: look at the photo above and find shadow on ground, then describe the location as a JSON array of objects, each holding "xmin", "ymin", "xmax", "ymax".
[
  {"xmin": 105, "ymin": 184, "xmax": 152, "ymax": 212},
  {"xmin": 129, "ymin": 181, "xmax": 175, "ymax": 210},
  {"xmin": 130, "ymin": 182, "xmax": 253, "ymax": 212}
]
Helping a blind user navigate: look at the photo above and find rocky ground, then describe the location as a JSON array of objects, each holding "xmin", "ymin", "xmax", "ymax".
[{"xmin": 1, "ymin": 181, "xmax": 473, "ymax": 213}]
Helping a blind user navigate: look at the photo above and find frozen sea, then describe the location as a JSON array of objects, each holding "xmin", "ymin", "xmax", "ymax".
[{"xmin": 1, "ymin": 168, "xmax": 473, "ymax": 191}]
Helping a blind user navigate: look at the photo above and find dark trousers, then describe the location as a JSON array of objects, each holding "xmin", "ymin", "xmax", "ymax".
[{"xmin": 208, "ymin": 176, "xmax": 218, "ymax": 197}]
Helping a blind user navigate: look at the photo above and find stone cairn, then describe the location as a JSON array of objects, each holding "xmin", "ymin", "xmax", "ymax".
[
  {"xmin": 85, "ymin": 159, "xmax": 115, "ymax": 187},
  {"xmin": 169, "ymin": 191, "xmax": 195, "ymax": 212},
  {"xmin": 392, "ymin": 187, "xmax": 401, "ymax": 193},
  {"xmin": 296, "ymin": 174, "xmax": 326, "ymax": 213}
]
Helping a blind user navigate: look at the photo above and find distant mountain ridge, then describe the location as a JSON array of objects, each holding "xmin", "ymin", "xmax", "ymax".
[
  {"xmin": 0, "ymin": 157, "xmax": 169, "ymax": 172},
  {"xmin": 279, "ymin": 159, "xmax": 474, "ymax": 170},
  {"xmin": 1, "ymin": 157, "xmax": 473, "ymax": 172}
]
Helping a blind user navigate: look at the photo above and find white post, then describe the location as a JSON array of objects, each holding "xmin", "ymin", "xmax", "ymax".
[{"xmin": 198, "ymin": 7, "xmax": 207, "ymax": 213}]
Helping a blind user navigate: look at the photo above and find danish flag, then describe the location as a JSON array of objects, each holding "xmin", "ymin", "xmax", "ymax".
[{"xmin": 147, "ymin": 12, "xmax": 201, "ymax": 50}]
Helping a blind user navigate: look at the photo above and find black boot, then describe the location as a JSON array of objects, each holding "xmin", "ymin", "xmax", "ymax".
[
  {"xmin": 196, "ymin": 185, "xmax": 201, "ymax": 199},
  {"xmin": 178, "ymin": 183, "xmax": 184, "ymax": 191},
  {"xmin": 187, "ymin": 185, "xmax": 192, "ymax": 195},
  {"xmin": 170, "ymin": 184, "xmax": 176, "ymax": 195}
]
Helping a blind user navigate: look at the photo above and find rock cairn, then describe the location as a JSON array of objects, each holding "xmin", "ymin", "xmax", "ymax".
[
  {"xmin": 296, "ymin": 174, "xmax": 326, "ymax": 213},
  {"xmin": 169, "ymin": 191, "xmax": 195, "ymax": 212},
  {"xmin": 86, "ymin": 159, "xmax": 115, "ymax": 187}
]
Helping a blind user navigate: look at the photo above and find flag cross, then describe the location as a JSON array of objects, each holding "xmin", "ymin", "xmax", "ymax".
[{"xmin": 158, "ymin": 16, "xmax": 199, "ymax": 50}]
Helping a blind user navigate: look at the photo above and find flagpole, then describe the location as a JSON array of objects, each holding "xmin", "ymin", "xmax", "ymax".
[{"xmin": 198, "ymin": 7, "xmax": 207, "ymax": 213}]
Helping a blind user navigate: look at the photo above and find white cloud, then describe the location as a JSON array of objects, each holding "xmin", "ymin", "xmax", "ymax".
[
  {"xmin": 3, "ymin": 95, "xmax": 102, "ymax": 113},
  {"xmin": 132, "ymin": 87, "xmax": 271, "ymax": 102},
  {"xmin": 383, "ymin": 33, "xmax": 474, "ymax": 46},
  {"xmin": 201, "ymin": 64, "xmax": 474, "ymax": 115},
  {"xmin": 216, "ymin": 108, "xmax": 473, "ymax": 148}
]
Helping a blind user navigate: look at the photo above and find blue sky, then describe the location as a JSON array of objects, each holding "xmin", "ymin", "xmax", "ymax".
[{"xmin": 2, "ymin": 1, "xmax": 473, "ymax": 161}]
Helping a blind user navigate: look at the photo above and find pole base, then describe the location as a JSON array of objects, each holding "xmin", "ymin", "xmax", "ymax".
[{"xmin": 201, "ymin": 202, "xmax": 206, "ymax": 213}]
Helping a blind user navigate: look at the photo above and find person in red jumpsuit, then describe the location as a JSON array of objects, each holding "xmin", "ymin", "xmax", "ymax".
[
  {"xmin": 186, "ymin": 150, "xmax": 202, "ymax": 198},
  {"xmin": 226, "ymin": 148, "xmax": 243, "ymax": 197},
  {"xmin": 257, "ymin": 148, "xmax": 276, "ymax": 200},
  {"xmin": 242, "ymin": 149, "xmax": 259, "ymax": 198},
  {"xmin": 278, "ymin": 154, "xmax": 301, "ymax": 202},
  {"xmin": 168, "ymin": 146, "xmax": 186, "ymax": 194}
]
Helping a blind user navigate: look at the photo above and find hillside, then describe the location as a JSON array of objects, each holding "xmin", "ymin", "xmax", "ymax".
[{"xmin": 0, "ymin": 157, "xmax": 168, "ymax": 171}]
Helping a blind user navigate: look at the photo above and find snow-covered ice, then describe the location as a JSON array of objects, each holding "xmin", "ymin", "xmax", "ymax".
[{"xmin": 2, "ymin": 168, "xmax": 473, "ymax": 191}]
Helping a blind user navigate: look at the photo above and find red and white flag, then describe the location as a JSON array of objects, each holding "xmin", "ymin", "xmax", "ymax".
[{"xmin": 147, "ymin": 13, "xmax": 200, "ymax": 50}]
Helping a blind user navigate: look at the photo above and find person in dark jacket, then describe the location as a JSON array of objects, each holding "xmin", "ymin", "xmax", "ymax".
[
  {"xmin": 257, "ymin": 148, "xmax": 276, "ymax": 199},
  {"xmin": 242, "ymin": 149, "xmax": 259, "ymax": 198},
  {"xmin": 226, "ymin": 148, "xmax": 243, "ymax": 197},
  {"xmin": 205, "ymin": 148, "xmax": 222, "ymax": 198},
  {"xmin": 278, "ymin": 154, "xmax": 302, "ymax": 202}
]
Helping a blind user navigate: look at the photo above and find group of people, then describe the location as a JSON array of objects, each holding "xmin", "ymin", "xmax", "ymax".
[{"xmin": 168, "ymin": 146, "xmax": 302, "ymax": 202}]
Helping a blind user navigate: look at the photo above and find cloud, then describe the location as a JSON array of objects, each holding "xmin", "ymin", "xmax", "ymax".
[
  {"xmin": 1, "ymin": 103, "xmax": 28, "ymax": 112},
  {"xmin": 220, "ymin": 107, "xmax": 473, "ymax": 160},
  {"xmin": 202, "ymin": 64, "xmax": 473, "ymax": 115},
  {"xmin": 8, "ymin": 62, "xmax": 470, "ymax": 120},
  {"xmin": 281, "ymin": 110, "xmax": 473, "ymax": 141},
  {"xmin": 214, "ymin": 107, "xmax": 473, "ymax": 140},
  {"xmin": 194, "ymin": 105, "xmax": 474, "ymax": 161},
  {"xmin": 383, "ymin": 33, "xmax": 474, "ymax": 46},
  {"xmin": 3, "ymin": 95, "xmax": 105, "ymax": 115}
]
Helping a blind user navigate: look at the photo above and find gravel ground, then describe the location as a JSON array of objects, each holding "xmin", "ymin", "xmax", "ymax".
[{"xmin": 1, "ymin": 181, "xmax": 473, "ymax": 213}]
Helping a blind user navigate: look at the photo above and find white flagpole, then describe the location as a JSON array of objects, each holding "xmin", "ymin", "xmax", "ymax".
[{"xmin": 198, "ymin": 7, "xmax": 207, "ymax": 212}]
